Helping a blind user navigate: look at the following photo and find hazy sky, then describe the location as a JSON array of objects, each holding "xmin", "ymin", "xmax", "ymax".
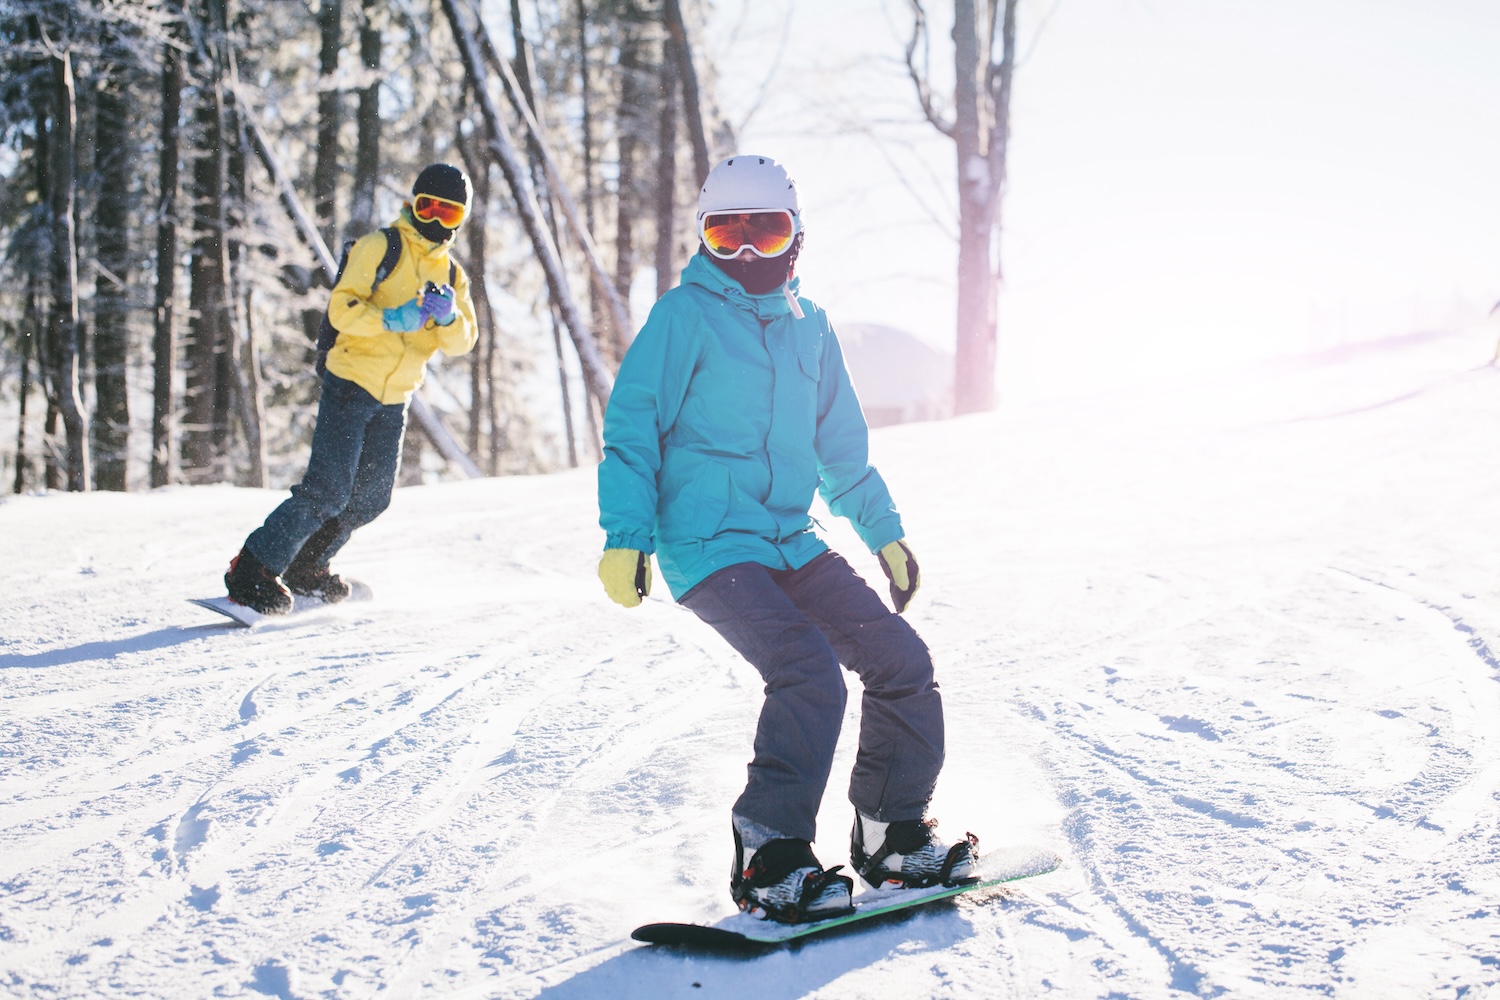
[{"xmin": 706, "ymin": 0, "xmax": 1500, "ymax": 396}]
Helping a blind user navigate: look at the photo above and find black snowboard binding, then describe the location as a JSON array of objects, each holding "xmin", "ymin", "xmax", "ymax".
[
  {"xmin": 225, "ymin": 547, "xmax": 292, "ymax": 615},
  {"xmin": 851, "ymin": 815, "xmax": 978, "ymax": 890},
  {"xmin": 731, "ymin": 825, "xmax": 854, "ymax": 924},
  {"xmin": 283, "ymin": 520, "xmax": 350, "ymax": 603},
  {"xmin": 282, "ymin": 559, "xmax": 350, "ymax": 603}
]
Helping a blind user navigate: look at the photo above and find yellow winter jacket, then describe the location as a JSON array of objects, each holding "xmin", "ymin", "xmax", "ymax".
[{"xmin": 324, "ymin": 212, "xmax": 478, "ymax": 404}]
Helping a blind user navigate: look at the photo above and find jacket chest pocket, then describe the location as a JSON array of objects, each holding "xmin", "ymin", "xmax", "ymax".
[{"xmin": 796, "ymin": 349, "xmax": 820, "ymax": 383}]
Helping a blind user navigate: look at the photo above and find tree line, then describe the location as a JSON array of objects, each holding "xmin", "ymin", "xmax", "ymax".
[
  {"xmin": 0, "ymin": 0, "xmax": 1019, "ymax": 494},
  {"xmin": 0, "ymin": 0, "xmax": 727, "ymax": 493}
]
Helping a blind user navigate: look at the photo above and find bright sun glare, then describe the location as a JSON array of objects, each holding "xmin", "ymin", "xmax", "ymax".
[{"xmin": 710, "ymin": 0, "xmax": 1500, "ymax": 401}]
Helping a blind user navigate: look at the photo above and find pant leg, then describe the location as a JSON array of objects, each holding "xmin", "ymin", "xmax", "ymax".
[
  {"xmin": 245, "ymin": 373, "xmax": 380, "ymax": 574},
  {"xmin": 680, "ymin": 563, "xmax": 848, "ymax": 842},
  {"xmin": 299, "ymin": 393, "xmax": 408, "ymax": 567},
  {"xmin": 779, "ymin": 551, "xmax": 944, "ymax": 823}
]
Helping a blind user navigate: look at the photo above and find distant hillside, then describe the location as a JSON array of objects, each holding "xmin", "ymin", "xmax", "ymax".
[{"xmin": 837, "ymin": 322, "xmax": 954, "ymax": 426}]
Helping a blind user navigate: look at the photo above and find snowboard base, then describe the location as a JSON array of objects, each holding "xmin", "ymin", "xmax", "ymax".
[
  {"xmin": 190, "ymin": 579, "xmax": 372, "ymax": 628},
  {"xmin": 632, "ymin": 844, "xmax": 1060, "ymax": 948}
]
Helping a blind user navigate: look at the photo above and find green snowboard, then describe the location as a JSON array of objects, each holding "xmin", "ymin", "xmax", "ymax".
[{"xmin": 632, "ymin": 844, "xmax": 1061, "ymax": 948}]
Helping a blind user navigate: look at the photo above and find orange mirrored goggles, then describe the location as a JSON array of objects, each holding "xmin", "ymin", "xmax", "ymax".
[
  {"xmin": 700, "ymin": 210, "xmax": 797, "ymax": 259},
  {"xmin": 412, "ymin": 193, "xmax": 467, "ymax": 228}
]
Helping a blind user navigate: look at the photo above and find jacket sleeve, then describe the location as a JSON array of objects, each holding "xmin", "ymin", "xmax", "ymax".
[
  {"xmin": 597, "ymin": 298, "xmax": 699, "ymax": 553},
  {"xmin": 813, "ymin": 321, "xmax": 904, "ymax": 552},
  {"xmin": 326, "ymin": 232, "xmax": 396, "ymax": 340},
  {"xmin": 435, "ymin": 260, "xmax": 479, "ymax": 358}
]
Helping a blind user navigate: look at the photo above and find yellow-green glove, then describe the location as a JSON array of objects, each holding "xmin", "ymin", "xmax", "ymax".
[
  {"xmin": 599, "ymin": 548, "xmax": 651, "ymax": 608},
  {"xmin": 878, "ymin": 539, "xmax": 920, "ymax": 614}
]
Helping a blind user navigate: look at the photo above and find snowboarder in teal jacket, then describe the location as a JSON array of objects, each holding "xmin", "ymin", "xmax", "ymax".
[{"xmin": 597, "ymin": 155, "xmax": 977, "ymax": 924}]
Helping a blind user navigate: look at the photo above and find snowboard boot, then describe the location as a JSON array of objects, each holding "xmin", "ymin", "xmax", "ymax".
[
  {"xmin": 731, "ymin": 822, "xmax": 854, "ymax": 924},
  {"xmin": 851, "ymin": 814, "xmax": 978, "ymax": 890},
  {"xmin": 225, "ymin": 547, "xmax": 292, "ymax": 615},
  {"xmin": 282, "ymin": 520, "xmax": 350, "ymax": 603},
  {"xmin": 282, "ymin": 557, "xmax": 350, "ymax": 603}
]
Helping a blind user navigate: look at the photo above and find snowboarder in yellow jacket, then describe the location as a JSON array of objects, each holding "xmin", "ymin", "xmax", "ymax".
[{"xmin": 225, "ymin": 163, "xmax": 478, "ymax": 614}]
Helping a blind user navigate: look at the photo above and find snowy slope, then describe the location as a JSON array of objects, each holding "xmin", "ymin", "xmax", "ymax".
[{"xmin": 5, "ymin": 329, "xmax": 1500, "ymax": 999}]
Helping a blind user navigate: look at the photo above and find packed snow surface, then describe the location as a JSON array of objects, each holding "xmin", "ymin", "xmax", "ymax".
[{"xmin": 5, "ymin": 330, "xmax": 1500, "ymax": 999}]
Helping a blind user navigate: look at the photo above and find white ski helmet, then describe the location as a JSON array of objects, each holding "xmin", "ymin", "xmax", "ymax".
[{"xmin": 696, "ymin": 155, "xmax": 800, "ymax": 221}]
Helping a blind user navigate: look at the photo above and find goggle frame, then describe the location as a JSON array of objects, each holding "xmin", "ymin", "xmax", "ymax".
[
  {"xmin": 412, "ymin": 193, "xmax": 468, "ymax": 228},
  {"xmin": 699, "ymin": 208, "xmax": 799, "ymax": 260}
]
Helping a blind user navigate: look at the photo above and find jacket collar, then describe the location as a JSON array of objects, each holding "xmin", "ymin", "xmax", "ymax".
[
  {"xmin": 394, "ymin": 209, "xmax": 454, "ymax": 258},
  {"xmin": 681, "ymin": 252, "xmax": 801, "ymax": 321}
]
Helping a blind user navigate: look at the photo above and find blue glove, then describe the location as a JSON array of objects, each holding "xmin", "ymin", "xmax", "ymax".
[
  {"xmin": 382, "ymin": 298, "xmax": 425, "ymax": 333},
  {"xmin": 420, "ymin": 283, "xmax": 457, "ymax": 326}
]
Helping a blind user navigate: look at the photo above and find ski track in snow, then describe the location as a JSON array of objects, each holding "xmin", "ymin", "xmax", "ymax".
[{"xmin": 5, "ymin": 332, "xmax": 1500, "ymax": 998}]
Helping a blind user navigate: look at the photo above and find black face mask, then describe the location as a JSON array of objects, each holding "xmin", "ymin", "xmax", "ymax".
[
  {"xmin": 703, "ymin": 232, "xmax": 803, "ymax": 295},
  {"xmin": 413, "ymin": 215, "xmax": 457, "ymax": 246}
]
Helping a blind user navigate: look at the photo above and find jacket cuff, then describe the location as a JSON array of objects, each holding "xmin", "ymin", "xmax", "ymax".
[
  {"xmin": 856, "ymin": 518, "xmax": 904, "ymax": 554},
  {"xmin": 605, "ymin": 532, "xmax": 655, "ymax": 555}
]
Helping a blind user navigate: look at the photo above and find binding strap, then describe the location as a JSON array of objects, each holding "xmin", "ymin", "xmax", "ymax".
[
  {"xmin": 857, "ymin": 824, "xmax": 980, "ymax": 889},
  {"xmin": 733, "ymin": 837, "xmax": 854, "ymax": 924}
]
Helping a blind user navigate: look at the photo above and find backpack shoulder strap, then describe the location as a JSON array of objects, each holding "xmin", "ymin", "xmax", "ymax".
[
  {"xmin": 316, "ymin": 228, "xmax": 404, "ymax": 374},
  {"xmin": 370, "ymin": 227, "xmax": 403, "ymax": 295}
]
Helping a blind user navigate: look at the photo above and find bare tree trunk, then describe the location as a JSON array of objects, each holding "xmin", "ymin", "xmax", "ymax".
[
  {"xmin": 614, "ymin": 3, "xmax": 644, "ymax": 359},
  {"xmin": 13, "ymin": 283, "xmax": 38, "ymax": 494},
  {"xmin": 476, "ymin": 6, "xmax": 632, "ymax": 359},
  {"xmin": 661, "ymin": 0, "xmax": 709, "ymax": 186},
  {"xmin": 655, "ymin": 33, "xmax": 680, "ymax": 299},
  {"xmin": 236, "ymin": 90, "xmax": 335, "ymax": 275},
  {"xmin": 229, "ymin": 273, "xmax": 267, "ymax": 488},
  {"xmin": 455, "ymin": 125, "xmax": 495, "ymax": 467},
  {"xmin": 576, "ymin": 0, "xmax": 596, "ymax": 238},
  {"xmin": 509, "ymin": 0, "xmax": 579, "ymax": 461},
  {"xmin": 573, "ymin": 0, "xmax": 597, "ymax": 325},
  {"xmin": 550, "ymin": 312, "xmax": 577, "ymax": 468},
  {"xmin": 223, "ymin": 71, "xmax": 266, "ymax": 488},
  {"xmin": 29, "ymin": 61, "xmax": 62, "ymax": 492},
  {"xmin": 409, "ymin": 397, "xmax": 482, "ymax": 478},
  {"xmin": 184, "ymin": 0, "xmax": 229, "ymax": 480},
  {"xmin": 907, "ymin": 0, "xmax": 1017, "ymax": 415},
  {"xmin": 576, "ymin": 0, "xmax": 612, "ymax": 368},
  {"xmin": 314, "ymin": 0, "xmax": 343, "ymax": 251},
  {"xmin": 93, "ymin": 57, "xmax": 131, "ymax": 491},
  {"xmin": 952, "ymin": 0, "xmax": 994, "ymax": 414},
  {"xmin": 47, "ymin": 36, "xmax": 89, "ymax": 491},
  {"xmin": 437, "ymin": 0, "xmax": 613, "ymax": 411},
  {"xmin": 348, "ymin": 0, "xmax": 380, "ymax": 237},
  {"xmin": 151, "ymin": 28, "xmax": 183, "ymax": 488}
]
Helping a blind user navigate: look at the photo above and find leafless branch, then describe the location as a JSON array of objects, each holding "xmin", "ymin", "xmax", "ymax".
[
  {"xmin": 726, "ymin": 0, "xmax": 794, "ymax": 139},
  {"xmin": 904, "ymin": 0, "xmax": 955, "ymax": 139},
  {"xmin": 470, "ymin": 12, "xmax": 634, "ymax": 348},
  {"xmin": 439, "ymin": 0, "xmax": 613, "ymax": 410}
]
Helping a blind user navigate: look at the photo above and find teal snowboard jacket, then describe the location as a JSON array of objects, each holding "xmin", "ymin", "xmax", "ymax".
[{"xmin": 598, "ymin": 252, "xmax": 904, "ymax": 599}]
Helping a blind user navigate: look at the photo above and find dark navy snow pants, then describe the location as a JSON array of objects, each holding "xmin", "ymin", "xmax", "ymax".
[
  {"xmin": 245, "ymin": 371, "xmax": 407, "ymax": 574},
  {"xmin": 680, "ymin": 551, "xmax": 945, "ymax": 843}
]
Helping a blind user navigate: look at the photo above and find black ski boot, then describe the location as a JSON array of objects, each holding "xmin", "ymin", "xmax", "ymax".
[
  {"xmin": 225, "ymin": 547, "xmax": 292, "ymax": 615},
  {"xmin": 851, "ymin": 814, "xmax": 978, "ymax": 890},
  {"xmin": 282, "ymin": 521, "xmax": 350, "ymax": 603},
  {"xmin": 731, "ymin": 824, "xmax": 853, "ymax": 924}
]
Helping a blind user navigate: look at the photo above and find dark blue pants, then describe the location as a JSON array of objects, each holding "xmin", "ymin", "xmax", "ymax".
[
  {"xmin": 245, "ymin": 372, "xmax": 407, "ymax": 574},
  {"xmin": 680, "ymin": 551, "xmax": 944, "ymax": 843}
]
